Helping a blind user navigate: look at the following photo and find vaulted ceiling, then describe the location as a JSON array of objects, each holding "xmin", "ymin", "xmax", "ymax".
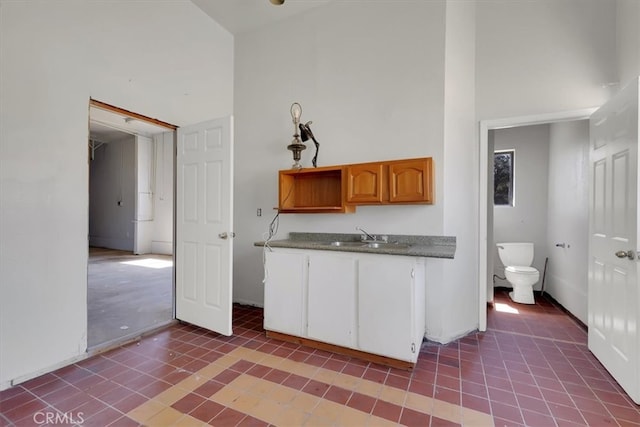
[
  {"xmin": 191, "ymin": 0, "xmax": 331, "ymax": 35},
  {"xmin": 89, "ymin": 0, "xmax": 333, "ymax": 142}
]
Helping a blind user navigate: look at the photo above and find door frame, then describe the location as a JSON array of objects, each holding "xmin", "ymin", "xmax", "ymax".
[
  {"xmin": 87, "ymin": 98, "xmax": 179, "ymax": 348},
  {"xmin": 477, "ymin": 108, "xmax": 596, "ymax": 331}
]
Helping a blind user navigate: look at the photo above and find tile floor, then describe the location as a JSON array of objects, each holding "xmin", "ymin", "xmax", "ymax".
[{"xmin": 1, "ymin": 289, "xmax": 639, "ymax": 426}]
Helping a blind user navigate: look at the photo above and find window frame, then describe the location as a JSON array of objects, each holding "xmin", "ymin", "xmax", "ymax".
[{"xmin": 493, "ymin": 149, "xmax": 515, "ymax": 207}]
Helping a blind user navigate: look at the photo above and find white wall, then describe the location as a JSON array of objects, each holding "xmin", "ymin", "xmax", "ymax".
[
  {"xmin": 233, "ymin": 1, "xmax": 447, "ymax": 307},
  {"xmin": 546, "ymin": 120, "xmax": 589, "ymax": 323},
  {"xmin": 436, "ymin": 0, "xmax": 478, "ymax": 342},
  {"xmin": 151, "ymin": 132, "xmax": 175, "ymax": 255},
  {"xmin": 0, "ymin": 0, "xmax": 233, "ymax": 389},
  {"xmin": 89, "ymin": 135, "xmax": 136, "ymax": 251},
  {"xmin": 134, "ymin": 135, "xmax": 154, "ymax": 254},
  {"xmin": 493, "ymin": 124, "xmax": 550, "ymax": 289},
  {"xmin": 235, "ymin": 0, "xmax": 620, "ymax": 343},
  {"xmin": 89, "ymin": 133, "xmax": 173, "ymax": 255},
  {"xmin": 616, "ymin": 0, "xmax": 640, "ymax": 86},
  {"xmin": 476, "ymin": 0, "xmax": 617, "ymax": 120}
]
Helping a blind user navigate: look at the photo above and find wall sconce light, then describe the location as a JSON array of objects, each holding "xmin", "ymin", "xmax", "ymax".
[{"xmin": 287, "ymin": 102, "xmax": 306, "ymax": 169}]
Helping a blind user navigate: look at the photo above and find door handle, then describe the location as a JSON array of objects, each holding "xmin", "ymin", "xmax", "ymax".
[
  {"xmin": 218, "ymin": 232, "xmax": 235, "ymax": 239},
  {"xmin": 615, "ymin": 250, "xmax": 636, "ymax": 260}
]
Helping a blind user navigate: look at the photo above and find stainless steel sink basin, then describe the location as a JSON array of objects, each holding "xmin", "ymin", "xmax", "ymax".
[
  {"xmin": 329, "ymin": 241, "xmax": 363, "ymax": 247},
  {"xmin": 364, "ymin": 242, "xmax": 384, "ymax": 248},
  {"xmin": 364, "ymin": 242, "xmax": 410, "ymax": 249},
  {"xmin": 326, "ymin": 241, "xmax": 410, "ymax": 250}
]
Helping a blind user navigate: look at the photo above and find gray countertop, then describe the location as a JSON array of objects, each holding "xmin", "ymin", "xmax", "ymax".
[{"xmin": 254, "ymin": 232, "xmax": 456, "ymax": 259}]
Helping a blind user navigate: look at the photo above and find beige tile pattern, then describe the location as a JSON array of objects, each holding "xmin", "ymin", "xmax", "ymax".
[{"xmin": 127, "ymin": 347, "xmax": 494, "ymax": 426}]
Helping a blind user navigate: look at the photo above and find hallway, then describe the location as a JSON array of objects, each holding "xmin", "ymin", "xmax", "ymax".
[
  {"xmin": 88, "ymin": 247, "xmax": 173, "ymax": 348},
  {"xmin": 1, "ymin": 290, "xmax": 638, "ymax": 426}
]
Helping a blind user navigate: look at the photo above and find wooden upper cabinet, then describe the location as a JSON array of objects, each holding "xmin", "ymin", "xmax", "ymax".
[
  {"xmin": 278, "ymin": 157, "xmax": 433, "ymax": 213},
  {"xmin": 279, "ymin": 166, "xmax": 355, "ymax": 213},
  {"xmin": 388, "ymin": 158, "xmax": 433, "ymax": 203},
  {"xmin": 346, "ymin": 163, "xmax": 384, "ymax": 203}
]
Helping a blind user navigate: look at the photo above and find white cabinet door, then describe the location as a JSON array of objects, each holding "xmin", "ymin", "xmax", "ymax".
[
  {"xmin": 263, "ymin": 250, "xmax": 307, "ymax": 337},
  {"xmin": 308, "ymin": 253, "xmax": 357, "ymax": 348},
  {"xmin": 358, "ymin": 255, "xmax": 419, "ymax": 362}
]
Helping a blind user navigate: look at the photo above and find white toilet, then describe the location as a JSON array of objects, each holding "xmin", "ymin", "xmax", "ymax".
[{"xmin": 496, "ymin": 242, "xmax": 539, "ymax": 304}]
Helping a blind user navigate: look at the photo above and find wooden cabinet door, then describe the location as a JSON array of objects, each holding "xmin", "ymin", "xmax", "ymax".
[
  {"xmin": 389, "ymin": 158, "xmax": 433, "ymax": 203},
  {"xmin": 307, "ymin": 253, "xmax": 357, "ymax": 348},
  {"xmin": 358, "ymin": 255, "xmax": 417, "ymax": 362},
  {"xmin": 346, "ymin": 163, "xmax": 384, "ymax": 203},
  {"xmin": 263, "ymin": 250, "xmax": 307, "ymax": 337}
]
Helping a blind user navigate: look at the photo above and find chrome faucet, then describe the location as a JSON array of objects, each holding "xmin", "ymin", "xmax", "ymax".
[
  {"xmin": 356, "ymin": 226, "xmax": 390, "ymax": 243},
  {"xmin": 356, "ymin": 226, "xmax": 376, "ymax": 241}
]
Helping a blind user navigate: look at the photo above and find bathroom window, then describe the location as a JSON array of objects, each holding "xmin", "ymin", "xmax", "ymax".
[{"xmin": 494, "ymin": 150, "xmax": 514, "ymax": 206}]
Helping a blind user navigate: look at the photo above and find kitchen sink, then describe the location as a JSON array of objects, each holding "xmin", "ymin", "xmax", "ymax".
[
  {"xmin": 364, "ymin": 242, "xmax": 410, "ymax": 249},
  {"xmin": 364, "ymin": 242, "xmax": 384, "ymax": 248},
  {"xmin": 327, "ymin": 241, "xmax": 410, "ymax": 249},
  {"xmin": 328, "ymin": 241, "xmax": 363, "ymax": 247}
]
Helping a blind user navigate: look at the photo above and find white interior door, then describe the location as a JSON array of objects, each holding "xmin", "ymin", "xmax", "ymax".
[
  {"xmin": 588, "ymin": 77, "xmax": 639, "ymax": 404},
  {"xmin": 176, "ymin": 117, "xmax": 234, "ymax": 336}
]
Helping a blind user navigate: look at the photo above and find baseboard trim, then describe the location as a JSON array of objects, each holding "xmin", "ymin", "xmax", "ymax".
[
  {"xmin": 233, "ymin": 299, "xmax": 263, "ymax": 308},
  {"xmin": 4, "ymin": 353, "xmax": 92, "ymax": 391},
  {"xmin": 540, "ymin": 292, "xmax": 587, "ymax": 332},
  {"xmin": 4, "ymin": 320, "xmax": 179, "ymax": 392},
  {"xmin": 265, "ymin": 330, "xmax": 415, "ymax": 371}
]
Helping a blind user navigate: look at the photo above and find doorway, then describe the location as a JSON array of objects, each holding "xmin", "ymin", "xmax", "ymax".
[
  {"xmin": 88, "ymin": 100, "xmax": 177, "ymax": 349},
  {"xmin": 478, "ymin": 109, "xmax": 596, "ymax": 331}
]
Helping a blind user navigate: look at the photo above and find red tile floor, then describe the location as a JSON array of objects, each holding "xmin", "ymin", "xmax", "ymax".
[{"xmin": 1, "ymin": 289, "xmax": 639, "ymax": 426}]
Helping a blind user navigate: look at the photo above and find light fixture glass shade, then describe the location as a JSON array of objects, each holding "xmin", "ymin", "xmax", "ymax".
[
  {"xmin": 290, "ymin": 103, "xmax": 301, "ymax": 122},
  {"xmin": 288, "ymin": 102, "xmax": 305, "ymax": 169}
]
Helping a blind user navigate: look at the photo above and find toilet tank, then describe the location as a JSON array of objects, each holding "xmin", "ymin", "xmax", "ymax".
[{"xmin": 496, "ymin": 242, "xmax": 534, "ymax": 266}]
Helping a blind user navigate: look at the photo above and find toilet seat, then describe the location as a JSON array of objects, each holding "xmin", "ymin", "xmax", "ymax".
[{"xmin": 506, "ymin": 266, "xmax": 538, "ymax": 275}]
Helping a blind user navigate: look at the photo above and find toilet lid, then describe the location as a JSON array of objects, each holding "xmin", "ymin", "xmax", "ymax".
[{"xmin": 506, "ymin": 266, "xmax": 538, "ymax": 274}]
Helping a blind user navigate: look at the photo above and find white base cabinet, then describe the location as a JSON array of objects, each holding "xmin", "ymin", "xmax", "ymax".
[
  {"xmin": 358, "ymin": 256, "xmax": 425, "ymax": 362},
  {"xmin": 263, "ymin": 248, "xmax": 426, "ymax": 365},
  {"xmin": 263, "ymin": 250, "xmax": 306, "ymax": 337},
  {"xmin": 308, "ymin": 253, "xmax": 357, "ymax": 348}
]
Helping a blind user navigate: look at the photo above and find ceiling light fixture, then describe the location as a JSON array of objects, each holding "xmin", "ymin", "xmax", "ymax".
[{"xmin": 270, "ymin": 0, "xmax": 284, "ymax": 5}]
